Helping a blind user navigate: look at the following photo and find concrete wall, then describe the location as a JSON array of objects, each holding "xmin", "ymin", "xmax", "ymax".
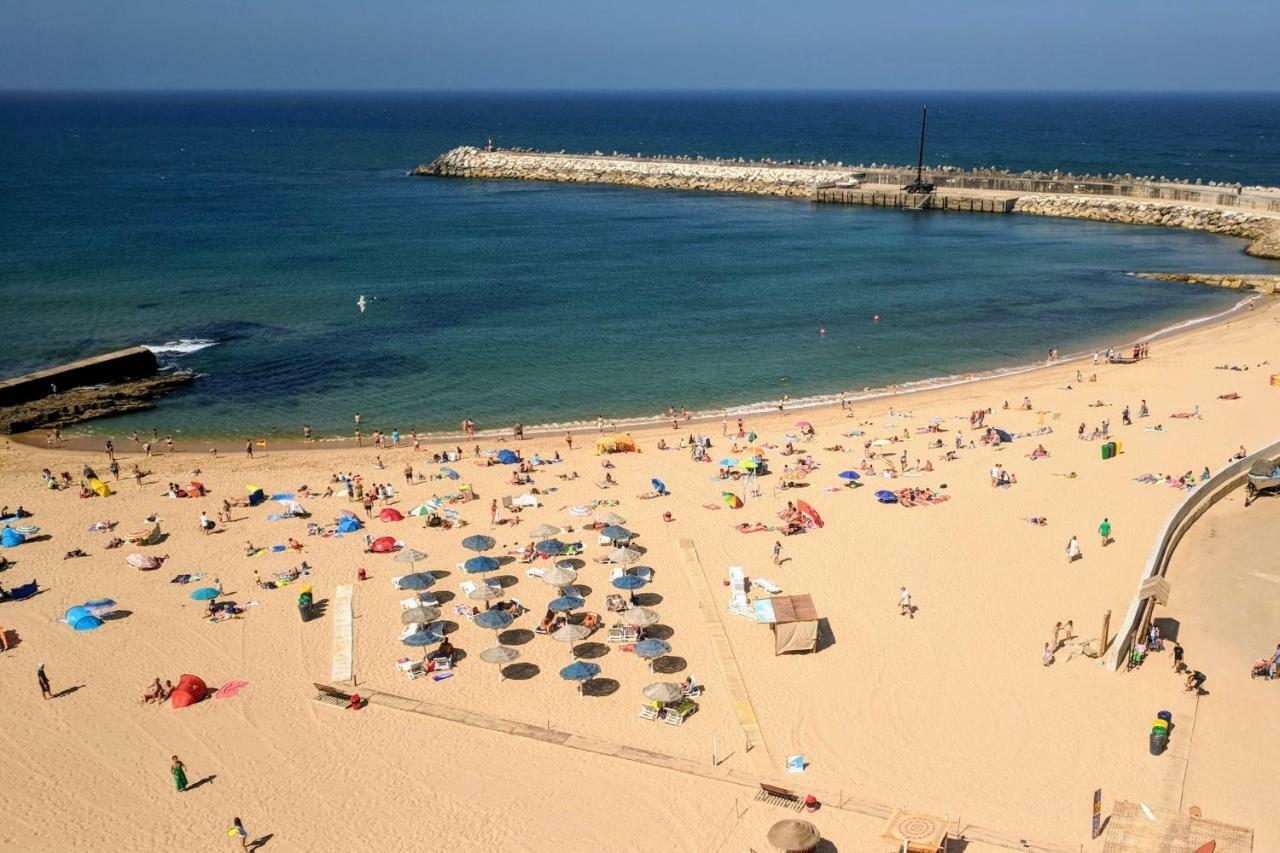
[
  {"xmin": 0, "ymin": 346, "xmax": 158, "ymax": 407},
  {"xmin": 1105, "ymin": 438, "xmax": 1280, "ymax": 671}
]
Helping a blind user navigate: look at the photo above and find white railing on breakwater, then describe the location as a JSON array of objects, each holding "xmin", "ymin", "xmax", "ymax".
[{"xmin": 1105, "ymin": 438, "xmax": 1280, "ymax": 671}]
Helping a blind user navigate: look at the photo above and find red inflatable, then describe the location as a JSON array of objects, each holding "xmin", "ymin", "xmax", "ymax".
[
  {"xmin": 170, "ymin": 673, "xmax": 208, "ymax": 708},
  {"xmin": 370, "ymin": 536, "xmax": 398, "ymax": 553},
  {"xmin": 378, "ymin": 508, "xmax": 404, "ymax": 522}
]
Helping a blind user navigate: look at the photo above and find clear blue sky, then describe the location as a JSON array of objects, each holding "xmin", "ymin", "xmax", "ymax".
[{"xmin": 1, "ymin": 0, "xmax": 1276, "ymax": 91}]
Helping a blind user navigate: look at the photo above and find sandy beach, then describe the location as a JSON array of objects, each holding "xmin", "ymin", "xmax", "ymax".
[{"xmin": 2, "ymin": 298, "xmax": 1279, "ymax": 852}]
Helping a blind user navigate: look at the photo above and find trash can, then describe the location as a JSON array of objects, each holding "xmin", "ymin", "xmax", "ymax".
[{"xmin": 1149, "ymin": 730, "xmax": 1167, "ymax": 756}]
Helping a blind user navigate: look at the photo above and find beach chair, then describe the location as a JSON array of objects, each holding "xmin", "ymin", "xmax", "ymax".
[
  {"xmin": 608, "ymin": 624, "xmax": 639, "ymax": 644},
  {"xmin": 638, "ymin": 703, "xmax": 661, "ymax": 721},
  {"xmin": 682, "ymin": 675, "xmax": 704, "ymax": 698},
  {"xmin": 752, "ymin": 577, "xmax": 782, "ymax": 594},
  {"xmin": 662, "ymin": 698, "xmax": 698, "ymax": 726},
  {"xmin": 396, "ymin": 659, "xmax": 428, "ymax": 680},
  {"xmin": 634, "ymin": 566, "xmax": 653, "ymax": 582},
  {"xmin": 399, "ymin": 622, "xmax": 425, "ymax": 641},
  {"xmin": 525, "ymin": 567, "xmax": 546, "ymax": 579},
  {"xmin": 609, "ymin": 567, "xmax": 625, "ymax": 581},
  {"xmin": 728, "ymin": 567, "xmax": 752, "ymax": 618}
]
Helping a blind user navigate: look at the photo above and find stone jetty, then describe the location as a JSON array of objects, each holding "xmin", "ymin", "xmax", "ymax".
[{"xmin": 415, "ymin": 147, "xmax": 1280, "ymax": 259}]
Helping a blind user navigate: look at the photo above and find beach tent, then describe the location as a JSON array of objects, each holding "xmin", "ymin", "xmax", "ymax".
[
  {"xmin": 1, "ymin": 528, "xmax": 25, "ymax": 548},
  {"xmin": 874, "ymin": 490, "xmax": 898, "ymax": 504},
  {"xmin": 72, "ymin": 614, "xmax": 104, "ymax": 632},
  {"xmin": 496, "ymin": 449, "xmax": 519, "ymax": 465},
  {"xmin": 594, "ymin": 434, "xmax": 637, "ymax": 455},
  {"xmin": 246, "ymin": 486, "xmax": 265, "ymax": 507},
  {"xmin": 278, "ymin": 499, "xmax": 307, "ymax": 517},
  {"xmin": 773, "ymin": 621, "xmax": 819, "ymax": 654},
  {"xmin": 370, "ymin": 536, "xmax": 399, "ymax": 553},
  {"xmin": 796, "ymin": 500, "xmax": 824, "ymax": 528},
  {"xmin": 378, "ymin": 508, "xmax": 404, "ymax": 522},
  {"xmin": 65, "ymin": 606, "xmax": 92, "ymax": 625},
  {"xmin": 337, "ymin": 515, "xmax": 362, "ymax": 533},
  {"xmin": 127, "ymin": 553, "xmax": 162, "ymax": 570},
  {"xmin": 170, "ymin": 674, "xmax": 208, "ymax": 709},
  {"xmin": 89, "ymin": 478, "xmax": 113, "ymax": 497}
]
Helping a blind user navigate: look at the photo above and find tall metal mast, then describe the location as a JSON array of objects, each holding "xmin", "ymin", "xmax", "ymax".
[{"xmin": 903, "ymin": 104, "xmax": 935, "ymax": 195}]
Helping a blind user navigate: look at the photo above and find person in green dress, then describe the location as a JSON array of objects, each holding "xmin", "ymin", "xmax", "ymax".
[
  {"xmin": 1099, "ymin": 517, "xmax": 1112, "ymax": 546},
  {"xmin": 171, "ymin": 755, "xmax": 188, "ymax": 792}
]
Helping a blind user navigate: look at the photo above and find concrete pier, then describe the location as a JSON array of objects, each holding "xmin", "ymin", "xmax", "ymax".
[
  {"xmin": 814, "ymin": 185, "xmax": 1018, "ymax": 213},
  {"xmin": 0, "ymin": 346, "xmax": 158, "ymax": 407}
]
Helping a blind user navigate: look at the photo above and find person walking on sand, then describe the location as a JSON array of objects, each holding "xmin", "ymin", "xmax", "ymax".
[
  {"xmin": 1099, "ymin": 517, "xmax": 1112, "ymax": 546},
  {"xmin": 1066, "ymin": 535, "xmax": 1082, "ymax": 563},
  {"xmin": 244, "ymin": 439, "xmax": 253, "ymax": 459},
  {"xmin": 38, "ymin": 663, "xmax": 51, "ymax": 699},
  {"xmin": 229, "ymin": 817, "xmax": 248, "ymax": 849},
  {"xmin": 490, "ymin": 499, "xmax": 498, "ymax": 528},
  {"xmin": 1052, "ymin": 621, "xmax": 1063, "ymax": 650},
  {"xmin": 898, "ymin": 586, "xmax": 912, "ymax": 618},
  {"xmin": 565, "ymin": 432, "xmax": 573, "ymax": 452},
  {"xmin": 1042, "ymin": 642, "xmax": 1054, "ymax": 667},
  {"xmin": 171, "ymin": 755, "xmax": 188, "ymax": 792},
  {"xmin": 772, "ymin": 540, "xmax": 782, "ymax": 566}
]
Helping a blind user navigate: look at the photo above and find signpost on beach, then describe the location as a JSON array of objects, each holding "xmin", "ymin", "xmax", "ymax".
[
  {"xmin": 1101, "ymin": 610, "xmax": 1111, "ymax": 658},
  {"xmin": 1092, "ymin": 788, "xmax": 1103, "ymax": 839}
]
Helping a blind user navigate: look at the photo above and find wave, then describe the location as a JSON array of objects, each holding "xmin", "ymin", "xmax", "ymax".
[{"xmin": 143, "ymin": 338, "xmax": 218, "ymax": 356}]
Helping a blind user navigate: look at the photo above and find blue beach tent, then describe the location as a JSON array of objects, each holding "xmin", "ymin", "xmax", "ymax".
[
  {"xmin": 1, "ymin": 527, "xmax": 24, "ymax": 548},
  {"xmin": 496, "ymin": 449, "xmax": 519, "ymax": 465},
  {"xmin": 337, "ymin": 515, "xmax": 362, "ymax": 534}
]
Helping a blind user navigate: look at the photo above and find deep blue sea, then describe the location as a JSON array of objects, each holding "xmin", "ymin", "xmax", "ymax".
[{"xmin": 1, "ymin": 92, "xmax": 1278, "ymax": 439}]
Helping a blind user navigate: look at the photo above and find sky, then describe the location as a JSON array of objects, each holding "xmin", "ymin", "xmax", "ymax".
[{"xmin": 1, "ymin": 0, "xmax": 1277, "ymax": 91}]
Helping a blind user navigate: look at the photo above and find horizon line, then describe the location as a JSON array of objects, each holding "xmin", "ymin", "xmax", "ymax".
[{"xmin": 1, "ymin": 86, "xmax": 1279, "ymax": 96}]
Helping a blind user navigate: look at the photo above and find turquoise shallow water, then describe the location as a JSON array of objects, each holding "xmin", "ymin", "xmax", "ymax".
[{"xmin": 1, "ymin": 92, "xmax": 1277, "ymax": 439}]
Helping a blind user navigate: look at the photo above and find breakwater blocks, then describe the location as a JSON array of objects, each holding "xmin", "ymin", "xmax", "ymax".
[{"xmin": 0, "ymin": 346, "xmax": 159, "ymax": 407}]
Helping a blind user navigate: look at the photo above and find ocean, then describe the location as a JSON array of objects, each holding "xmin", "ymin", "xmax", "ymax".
[{"xmin": 1, "ymin": 91, "xmax": 1278, "ymax": 440}]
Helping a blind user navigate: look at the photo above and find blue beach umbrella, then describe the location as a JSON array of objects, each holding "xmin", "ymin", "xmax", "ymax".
[
  {"xmin": 600, "ymin": 525, "xmax": 632, "ymax": 541},
  {"xmin": 548, "ymin": 595, "xmax": 585, "ymax": 612},
  {"xmin": 838, "ymin": 471, "xmax": 861, "ymax": 481},
  {"xmin": 559, "ymin": 660, "xmax": 600, "ymax": 695},
  {"xmin": 72, "ymin": 615, "xmax": 103, "ymax": 632},
  {"xmin": 651, "ymin": 478, "xmax": 667, "ymax": 494},
  {"xmin": 83, "ymin": 597, "xmax": 117, "ymax": 611},
  {"xmin": 191, "ymin": 587, "xmax": 220, "ymax": 601},
  {"xmin": 718, "ymin": 458, "xmax": 737, "ymax": 467},
  {"xmin": 635, "ymin": 638, "xmax": 671, "ymax": 659},
  {"xmin": 535, "ymin": 538, "xmax": 567, "ymax": 556},
  {"xmin": 874, "ymin": 490, "xmax": 899, "ymax": 504},
  {"xmin": 441, "ymin": 467, "xmax": 460, "ymax": 480},
  {"xmin": 398, "ymin": 572, "xmax": 436, "ymax": 590},
  {"xmin": 475, "ymin": 609, "xmax": 515, "ymax": 630},
  {"xmin": 402, "ymin": 630, "xmax": 444, "ymax": 647},
  {"xmin": 462, "ymin": 534, "xmax": 496, "ymax": 553},
  {"xmin": 612, "ymin": 574, "xmax": 647, "ymax": 591},
  {"xmin": 463, "ymin": 556, "xmax": 500, "ymax": 574}
]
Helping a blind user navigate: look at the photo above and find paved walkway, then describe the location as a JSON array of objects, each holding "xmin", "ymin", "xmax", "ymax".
[{"xmin": 674, "ymin": 537, "xmax": 772, "ymax": 771}]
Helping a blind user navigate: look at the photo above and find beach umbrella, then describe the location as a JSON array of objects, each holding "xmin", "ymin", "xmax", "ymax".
[
  {"xmin": 401, "ymin": 606, "xmax": 440, "ymax": 624},
  {"xmin": 72, "ymin": 615, "xmax": 104, "ymax": 632},
  {"xmin": 407, "ymin": 504, "xmax": 434, "ymax": 517},
  {"xmin": 14, "ymin": 524, "xmax": 39, "ymax": 536},
  {"xmin": 394, "ymin": 549, "xmax": 427, "ymax": 567},
  {"xmin": 595, "ymin": 511, "xmax": 626, "ymax": 525},
  {"xmin": 541, "ymin": 565, "xmax": 578, "ymax": 585},
  {"xmin": 738, "ymin": 459, "xmax": 758, "ymax": 470},
  {"xmin": 463, "ymin": 555, "xmax": 500, "ymax": 574},
  {"xmin": 126, "ymin": 553, "xmax": 160, "ymax": 570},
  {"xmin": 535, "ymin": 538, "xmax": 567, "ymax": 556},
  {"xmin": 402, "ymin": 630, "xmax": 443, "ymax": 647},
  {"xmin": 559, "ymin": 660, "xmax": 600, "ymax": 696},
  {"xmin": 608, "ymin": 546, "xmax": 641, "ymax": 565},
  {"xmin": 441, "ymin": 467, "xmax": 460, "ymax": 480},
  {"xmin": 83, "ymin": 597, "xmax": 117, "ymax": 614},
  {"xmin": 650, "ymin": 478, "xmax": 667, "ymax": 494},
  {"xmin": 612, "ymin": 574, "xmax": 647, "ymax": 591},
  {"xmin": 553, "ymin": 623, "xmax": 590, "ymax": 656},
  {"xmin": 838, "ymin": 470, "xmax": 861, "ymax": 481},
  {"xmin": 635, "ymin": 638, "xmax": 671, "ymax": 670},
  {"xmin": 746, "ymin": 431, "xmax": 757, "ymax": 442},
  {"xmin": 468, "ymin": 585, "xmax": 503, "ymax": 601},
  {"xmin": 191, "ymin": 587, "xmax": 219, "ymax": 601},
  {"xmin": 600, "ymin": 525, "xmax": 632, "ymax": 541},
  {"xmin": 874, "ymin": 489, "xmax": 899, "ymax": 504},
  {"xmin": 794, "ymin": 420, "xmax": 812, "ymax": 429},
  {"xmin": 548, "ymin": 595, "xmax": 585, "ymax": 613},
  {"xmin": 643, "ymin": 682, "xmax": 684, "ymax": 704},
  {"xmin": 462, "ymin": 534, "xmax": 495, "ymax": 553},
  {"xmin": 475, "ymin": 609, "xmax": 514, "ymax": 630},
  {"xmin": 621, "ymin": 607, "xmax": 660, "ymax": 627},
  {"xmin": 65, "ymin": 606, "xmax": 92, "ymax": 625},
  {"xmin": 397, "ymin": 572, "xmax": 436, "ymax": 590},
  {"xmin": 718, "ymin": 458, "xmax": 738, "ymax": 467},
  {"xmin": 479, "ymin": 645, "xmax": 520, "ymax": 681},
  {"xmin": 722, "ymin": 492, "xmax": 743, "ymax": 509},
  {"xmin": 796, "ymin": 500, "xmax": 824, "ymax": 528},
  {"xmin": 528, "ymin": 523, "xmax": 560, "ymax": 539},
  {"xmin": 767, "ymin": 819, "xmax": 821, "ymax": 852}
]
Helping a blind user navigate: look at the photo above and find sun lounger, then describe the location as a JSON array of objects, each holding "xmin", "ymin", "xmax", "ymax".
[
  {"xmin": 638, "ymin": 703, "xmax": 661, "ymax": 721},
  {"xmin": 396, "ymin": 659, "xmax": 428, "ymax": 680},
  {"xmin": 525, "ymin": 567, "xmax": 546, "ymax": 579},
  {"xmin": 634, "ymin": 566, "xmax": 653, "ymax": 582},
  {"xmin": 752, "ymin": 577, "xmax": 782, "ymax": 594},
  {"xmin": 683, "ymin": 675, "xmax": 704, "ymax": 698},
  {"xmin": 459, "ymin": 579, "xmax": 500, "ymax": 597},
  {"xmin": 662, "ymin": 698, "xmax": 698, "ymax": 726},
  {"xmin": 728, "ymin": 566, "xmax": 752, "ymax": 618},
  {"xmin": 399, "ymin": 622, "xmax": 426, "ymax": 640},
  {"xmin": 610, "ymin": 567, "xmax": 624, "ymax": 581},
  {"xmin": 608, "ymin": 624, "xmax": 639, "ymax": 643},
  {"xmin": 400, "ymin": 592, "xmax": 439, "ymax": 608}
]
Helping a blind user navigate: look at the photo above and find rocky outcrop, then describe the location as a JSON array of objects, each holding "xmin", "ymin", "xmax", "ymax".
[
  {"xmin": 1012, "ymin": 195, "xmax": 1280, "ymax": 257},
  {"xmin": 1129, "ymin": 272, "xmax": 1280, "ymax": 293},
  {"xmin": 415, "ymin": 147, "xmax": 848, "ymax": 198},
  {"xmin": 0, "ymin": 373, "xmax": 195, "ymax": 434}
]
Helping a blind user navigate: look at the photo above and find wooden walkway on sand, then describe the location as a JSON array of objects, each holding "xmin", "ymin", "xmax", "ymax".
[
  {"xmin": 330, "ymin": 584, "xmax": 354, "ymax": 684},
  {"xmin": 674, "ymin": 537, "xmax": 772, "ymax": 771}
]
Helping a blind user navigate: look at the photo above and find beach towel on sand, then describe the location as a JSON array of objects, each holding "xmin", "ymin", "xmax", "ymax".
[{"xmin": 214, "ymin": 680, "xmax": 249, "ymax": 699}]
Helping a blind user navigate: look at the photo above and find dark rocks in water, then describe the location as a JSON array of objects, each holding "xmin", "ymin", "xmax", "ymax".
[{"xmin": 0, "ymin": 373, "xmax": 196, "ymax": 434}]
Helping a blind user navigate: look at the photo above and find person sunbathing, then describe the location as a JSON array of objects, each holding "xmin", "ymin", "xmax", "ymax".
[
  {"xmin": 1218, "ymin": 392, "xmax": 1241, "ymax": 400},
  {"xmin": 1025, "ymin": 516, "xmax": 1048, "ymax": 526},
  {"xmin": 286, "ymin": 537, "xmax": 303, "ymax": 551},
  {"xmin": 579, "ymin": 612, "xmax": 601, "ymax": 631},
  {"xmin": 735, "ymin": 522, "xmax": 769, "ymax": 533},
  {"xmin": 636, "ymin": 490, "xmax": 661, "ymax": 499}
]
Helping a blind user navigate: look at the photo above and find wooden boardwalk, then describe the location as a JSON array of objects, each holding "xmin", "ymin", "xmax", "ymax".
[
  {"xmin": 330, "ymin": 584, "xmax": 354, "ymax": 684},
  {"xmin": 674, "ymin": 537, "xmax": 772, "ymax": 771}
]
